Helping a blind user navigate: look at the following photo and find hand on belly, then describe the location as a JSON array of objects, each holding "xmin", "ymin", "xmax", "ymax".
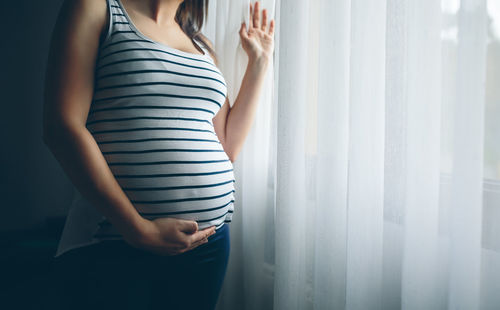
[{"xmin": 128, "ymin": 217, "xmax": 216, "ymax": 256}]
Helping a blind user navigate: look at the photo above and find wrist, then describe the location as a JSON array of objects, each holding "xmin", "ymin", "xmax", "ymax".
[
  {"xmin": 121, "ymin": 215, "xmax": 153, "ymax": 247},
  {"xmin": 248, "ymin": 54, "xmax": 271, "ymax": 69}
]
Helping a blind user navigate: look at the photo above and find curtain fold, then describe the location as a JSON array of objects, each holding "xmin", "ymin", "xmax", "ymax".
[
  {"xmin": 272, "ymin": 0, "xmax": 310, "ymax": 308},
  {"xmin": 204, "ymin": 0, "xmax": 499, "ymax": 309},
  {"xmin": 313, "ymin": 0, "xmax": 351, "ymax": 309},
  {"xmin": 400, "ymin": 1, "xmax": 442, "ymax": 309},
  {"xmin": 345, "ymin": 1, "xmax": 386, "ymax": 308},
  {"xmin": 448, "ymin": 0, "xmax": 487, "ymax": 308}
]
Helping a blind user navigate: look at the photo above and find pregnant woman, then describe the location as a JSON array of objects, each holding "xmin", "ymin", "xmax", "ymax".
[{"xmin": 43, "ymin": 0, "xmax": 274, "ymax": 309}]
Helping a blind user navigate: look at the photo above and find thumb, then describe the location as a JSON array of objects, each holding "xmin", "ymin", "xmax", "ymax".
[
  {"xmin": 179, "ymin": 220, "xmax": 199, "ymax": 234},
  {"xmin": 239, "ymin": 22, "xmax": 248, "ymax": 39}
]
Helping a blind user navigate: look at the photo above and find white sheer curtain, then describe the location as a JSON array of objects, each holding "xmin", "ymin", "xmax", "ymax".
[{"xmin": 204, "ymin": 0, "xmax": 500, "ymax": 309}]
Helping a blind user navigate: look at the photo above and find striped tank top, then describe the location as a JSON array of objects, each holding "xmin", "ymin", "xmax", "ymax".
[{"xmin": 54, "ymin": 0, "xmax": 234, "ymax": 257}]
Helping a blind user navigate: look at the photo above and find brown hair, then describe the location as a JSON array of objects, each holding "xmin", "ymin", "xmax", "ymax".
[{"xmin": 175, "ymin": 0, "xmax": 217, "ymax": 62}]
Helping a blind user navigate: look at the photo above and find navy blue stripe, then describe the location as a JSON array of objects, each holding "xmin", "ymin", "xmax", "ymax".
[
  {"xmin": 97, "ymin": 57, "xmax": 221, "ymax": 76},
  {"xmin": 198, "ymin": 210, "xmax": 232, "ymax": 223},
  {"xmin": 109, "ymin": 159, "xmax": 230, "ymax": 166},
  {"xmin": 86, "ymin": 116, "xmax": 212, "ymax": 126},
  {"xmin": 92, "ymin": 127, "xmax": 214, "ymax": 135},
  {"xmin": 94, "ymin": 81, "xmax": 225, "ymax": 98},
  {"xmin": 114, "ymin": 168, "xmax": 233, "ymax": 178},
  {"xmin": 100, "ymin": 47, "xmax": 215, "ymax": 67},
  {"xmin": 97, "ymin": 137, "xmax": 220, "ymax": 145},
  {"xmin": 140, "ymin": 199, "xmax": 234, "ymax": 216},
  {"xmin": 96, "ymin": 69, "xmax": 227, "ymax": 87},
  {"xmin": 131, "ymin": 189, "xmax": 235, "ymax": 204},
  {"xmin": 97, "ymin": 200, "xmax": 235, "ymax": 225},
  {"xmin": 99, "ymin": 42, "xmax": 215, "ymax": 65},
  {"xmin": 88, "ymin": 106, "xmax": 215, "ymax": 116},
  {"xmin": 111, "ymin": 30, "xmax": 135, "ymax": 36},
  {"xmin": 114, "ymin": 21, "xmax": 129, "ymax": 25},
  {"xmin": 97, "ymin": 213, "xmax": 232, "ymax": 230},
  {"xmin": 92, "ymin": 93, "xmax": 222, "ymax": 108},
  {"xmin": 100, "ymin": 39, "xmax": 151, "ymax": 51},
  {"xmin": 122, "ymin": 179, "xmax": 235, "ymax": 191},
  {"xmin": 102, "ymin": 148, "xmax": 224, "ymax": 155}
]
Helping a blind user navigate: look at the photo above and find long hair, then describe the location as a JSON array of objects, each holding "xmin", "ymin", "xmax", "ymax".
[{"xmin": 175, "ymin": 0, "xmax": 217, "ymax": 62}]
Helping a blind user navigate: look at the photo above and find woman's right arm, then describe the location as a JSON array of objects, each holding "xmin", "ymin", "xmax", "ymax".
[{"xmin": 42, "ymin": 0, "xmax": 215, "ymax": 255}]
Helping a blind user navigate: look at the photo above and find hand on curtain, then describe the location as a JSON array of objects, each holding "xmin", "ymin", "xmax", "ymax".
[{"xmin": 239, "ymin": 1, "xmax": 275, "ymax": 61}]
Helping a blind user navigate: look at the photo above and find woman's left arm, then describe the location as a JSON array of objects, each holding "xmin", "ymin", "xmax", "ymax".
[{"xmin": 212, "ymin": 1, "xmax": 275, "ymax": 162}]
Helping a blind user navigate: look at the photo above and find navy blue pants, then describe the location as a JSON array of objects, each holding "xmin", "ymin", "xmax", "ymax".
[{"xmin": 52, "ymin": 223, "xmax": 230, "ymax": 310}]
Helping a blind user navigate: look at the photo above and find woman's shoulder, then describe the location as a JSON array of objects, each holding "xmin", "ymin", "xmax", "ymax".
[{"xmin": 56, "ymin": 0, "xmax": 109, "ymax": 45}]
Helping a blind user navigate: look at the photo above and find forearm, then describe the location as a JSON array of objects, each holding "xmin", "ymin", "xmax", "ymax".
[
  {"xmin": 43, "ymin": 125, "xmax": 147, "ymax": 244},
  {"xmin": 224, "ymin": 56, "xmax": 270, "ymax": 161}
]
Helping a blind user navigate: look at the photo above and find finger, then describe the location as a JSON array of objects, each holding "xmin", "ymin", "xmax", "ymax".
[
  {"xmin": 240, "ymin": 22, "xmax": 248, "ymax": 39},
  {"xmin": 192, "ymin": 236, "xmax": 209, "ymax": 248},
  {"xmin": 268, "ymin": 19, "xmax": 275, "ymax": 36},
  {"xmin": 187, "ymin": 226, "xmax": 215, "ymax": 244},
  {"xmin": 178, "ymin": 219, "xmax": 198, "ymax": 234},
  {"xmin": 253, "ymin": 1, "xmax": 260, "ymax": 29},
  {"xmin": 184, "ymin": 237, "xmax": 208, "ymax": 253},
  {"xmin": 188, "ymin": 226, "xmax": 214, "ymax": 246},
  {"xmin": 248, "ymin": 2, "xmax": 253, "ymax": 29},
  {"xmin": 261, "ymin": 8, "xmax": 267, "ymax": 32}
]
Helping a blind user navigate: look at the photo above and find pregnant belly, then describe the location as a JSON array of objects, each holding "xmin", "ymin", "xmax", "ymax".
[{"xmin": 89, "ymin": 122, "xmax": 235, "ymax": 234}]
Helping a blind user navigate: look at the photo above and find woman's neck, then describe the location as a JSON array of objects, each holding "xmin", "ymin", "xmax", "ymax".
[{"xmin": 145, "ymin": 0, "xmax": 184, "ymax": 26}]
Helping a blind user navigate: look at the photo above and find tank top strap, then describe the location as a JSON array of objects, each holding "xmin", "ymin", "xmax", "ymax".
[
  {"xmin": 109, "ymin": 0, "xmax": 127, "ymax": 19},
  {"xmin": 99, "ymin": 0, "xmax": 134, "ymax": 48},
  {"xmin": 101, "ymin": 0, "xmax": 118, "ymax": 44}
]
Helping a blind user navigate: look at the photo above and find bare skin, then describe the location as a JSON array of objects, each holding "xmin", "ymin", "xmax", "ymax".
[{"xmin": 42, "ymin": 0, "xmax": 274, "ymax": 256}]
